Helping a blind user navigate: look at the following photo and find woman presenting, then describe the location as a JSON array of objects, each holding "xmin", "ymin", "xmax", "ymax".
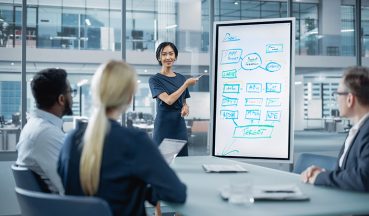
[{"xmin": 149, "ymin": 42, "xmax": 198, "ymax": 156}]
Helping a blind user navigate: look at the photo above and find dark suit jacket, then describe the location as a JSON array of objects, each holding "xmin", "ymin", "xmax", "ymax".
[
  {"xmin": 315, "ymin": 116, "xmax": 369, "ymax": 192},
  {"xmin": 58, "ymin": 120, "xmax": 186, "ymax": 216}
]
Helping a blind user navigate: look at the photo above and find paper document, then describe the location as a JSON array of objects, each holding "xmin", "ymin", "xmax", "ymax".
[
  {"xmin": 254, "ymin": 185, "xmax": 309, "ymax": 201},
  {"xmin": 220, "ymin": 184, "xmax": 309, "ymax": 201},
  {"xmin": 159, "ymin": 138, "xmax": 187, "ymax": 164},
  {"xmin": 202, "ymin": 164, "xmax": 248, "ymax": 173}
]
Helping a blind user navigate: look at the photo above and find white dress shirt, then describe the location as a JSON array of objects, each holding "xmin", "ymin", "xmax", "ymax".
[
  {"xmin": 339, "ymin": 112, "xmax": 369, "ymax": 168},
  {"xmin": 16, "ymin": 109, "xmax": 65, "ymax": 194}
]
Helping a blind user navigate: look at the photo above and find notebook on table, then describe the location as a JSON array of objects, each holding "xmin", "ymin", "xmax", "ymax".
[
  {"xmin": 219, "ymin": 184, "xmax": 309, "ymax": 201},
  {"xmin": 202, "ymin": 164, "xmax": 248, "ymax": 173}
]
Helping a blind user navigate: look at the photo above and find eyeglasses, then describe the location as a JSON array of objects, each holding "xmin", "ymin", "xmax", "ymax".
[
  {"xmin": 332, "ymin": 91, "xmax": 349, "ymax": 100},
  {"xmin": 66, "ymin": 88, "xmax": 77, "ymax": 97}
]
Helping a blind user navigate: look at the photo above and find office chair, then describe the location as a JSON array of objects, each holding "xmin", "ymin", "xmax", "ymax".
[
  {"xmin": 293, "ymin": 153, "xmax": 337, "ymax": 174},
  {"xmin": 15, "ymin": 187, "xmax": 112, "ymax": 216},
  {"xmin": 11, "ymin": 164, "xmax": 50, "ymax": 192}
]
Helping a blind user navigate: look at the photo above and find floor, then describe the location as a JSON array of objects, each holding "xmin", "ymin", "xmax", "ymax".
[{"xmin": 0, "ymin": 161, "xmax": 20, "ymax": 216}]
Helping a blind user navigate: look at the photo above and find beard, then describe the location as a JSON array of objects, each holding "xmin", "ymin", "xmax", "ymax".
[{"xmin": 63, "ymin": 98, "xmax": 73, "ymax": 116}]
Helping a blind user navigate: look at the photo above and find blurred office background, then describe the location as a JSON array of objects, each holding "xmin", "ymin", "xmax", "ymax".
[{"xmin": 1, "ymin": 0, "xmax": 369, "ymax": 161}]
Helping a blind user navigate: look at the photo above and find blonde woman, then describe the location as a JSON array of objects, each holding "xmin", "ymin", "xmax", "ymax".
[{"xmin": 58, "ymin": 60, "xmax": 186, "ymax": 216}]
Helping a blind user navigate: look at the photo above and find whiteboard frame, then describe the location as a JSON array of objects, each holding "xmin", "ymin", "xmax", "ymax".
[{"xmin": 210, "ymin": 18, "xmax": 295, "ymax": 163}]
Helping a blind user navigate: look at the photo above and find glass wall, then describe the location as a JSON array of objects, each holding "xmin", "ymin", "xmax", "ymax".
[
  {"xmin": 212, "ymin": 0, "xmax": 361, "ymax": 132},
  {"xmin": 0, "ymin": 0, "xmax": 121, "ymax": 50},
  {"xmin": 0, "ymin": 0, "xmax": 121, "ymax": 153},
  {"xmin": 1, "ymin": 0, "xmax": 369, "ymax": 156},
  {"xmin": 0, "ymin": 0, "xmax": 36, "ymax": 48},
  {"xmin": 213, "ymin": 0, "xmax": 358, "ymax": 57},
  {"xmin": 299, "ymin": 1, "xmax": 357, "ymax": 132},
  {"xmin": 1, "ymin": 0, "xmax": 211, "ymax": 53},
  {"xmin": 0, "ymin": 2, "xmax": 21, "ymax": 152},
  {"xmin": 363, "ymin": 0, "xmax": 369, "ymax": 58},
  {"xmin": 0, "ymin": 72, "xmax": 21, "ymax": 151},
  {"xmin": 293, "ymin": 2, "xmax": 318, "ymax": 55},
  {"xmin": 341, "ymin": 4, "xmax": 355, "ymax": 56},
  {"xmin": 0, "ymin": 0, "xmax": 211, "ymax": 154},
  {"xmin": 126, "ymin": 1, "xmax": 159, "ymax": 52},
  {"xmin": 215, "ymin": 0, "xmax": 287, "ymax": 21}
]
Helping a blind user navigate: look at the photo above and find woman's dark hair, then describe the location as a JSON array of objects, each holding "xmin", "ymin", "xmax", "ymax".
[
  {"xmin": 343, "ymin": 66, "xmax": 369, "ymax": 106},
  {"xmin": 155, "ymin": 42, "xmax": 178, "ymax": 66},
  {"xmin": 31, "ymin": 68, "xmax": 68, "ymax": 109}
]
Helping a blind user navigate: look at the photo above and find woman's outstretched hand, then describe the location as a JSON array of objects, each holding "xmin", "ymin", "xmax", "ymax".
[{"xmin": 185, "ymin": 77, "xmax": 198, "ymax": 87}]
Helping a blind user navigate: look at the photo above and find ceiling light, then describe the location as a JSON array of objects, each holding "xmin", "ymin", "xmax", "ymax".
[
  {"xmin": 341, "ymin": 29, "xmax": 354, "ymax": 33},
  {"xmin": 165, "ymin": 24, "xmax": 178, "ymax": 29},
  {"xmin": 77, "ymin": 79, "xmax": 89, "ymax": 87},
  {"xmin": 85, "ymin": 19, "xmax": 91, "ymax": 26}
]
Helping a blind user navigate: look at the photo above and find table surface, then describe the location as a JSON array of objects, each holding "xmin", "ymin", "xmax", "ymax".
[{"xmin": 165, "ymin": 156, "xmax": 369, "ymax": 216}]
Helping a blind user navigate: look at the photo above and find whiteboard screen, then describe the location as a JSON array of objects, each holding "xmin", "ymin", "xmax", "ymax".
[{"xmin": 212, "ymin": 18, "xmax": 294, "ymax": 161}]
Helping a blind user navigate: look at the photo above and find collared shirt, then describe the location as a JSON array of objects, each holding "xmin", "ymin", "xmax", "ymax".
[
  {"xmin": 16, "ymin": 109, "xmax": 65, "ymax": 194},
  {"xmin": 339, "ymin": 112, "xmax": 369, "ymax": 168}
]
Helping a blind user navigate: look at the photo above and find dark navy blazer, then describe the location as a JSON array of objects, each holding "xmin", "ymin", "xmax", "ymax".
[
  {"xmin": 58, "ymin": 120, "xmax": 186, "ymax": 216},
  {"xmin": 315, "ymin": 116, "xmax": 369, "ymax": 192}
]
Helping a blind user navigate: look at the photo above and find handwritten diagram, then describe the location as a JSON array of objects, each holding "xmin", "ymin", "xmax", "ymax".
[
  {"xmin": 214, "ymin": 21, "xmax": 292, "ymax": 158},
  {"xmin": 219, "ymin": 45, "xmax": 284, "ymax": 139}
]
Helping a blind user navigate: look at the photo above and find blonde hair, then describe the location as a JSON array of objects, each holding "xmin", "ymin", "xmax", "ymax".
[{"xmin": 79, "ymin": 60, "xmax": 137, "ymax": 195}]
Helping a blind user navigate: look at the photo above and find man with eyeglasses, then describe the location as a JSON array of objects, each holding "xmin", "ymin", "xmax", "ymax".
[
  {"xmin": 301, "ymin": 66, "xmax": 369, "ymax": 192},
  {"xmin": 16, "ymin": 68, "xmax": 74, "ymax": 194}
]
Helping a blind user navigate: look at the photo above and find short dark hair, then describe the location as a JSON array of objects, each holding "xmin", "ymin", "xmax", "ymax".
[
  {"xmin": 343, "ymin": 66, "xmax": 369, "ymax": 106},
  {"xmin": 155, "ymin": 42, "xmax": 178, "ymax": 66},
  {"xmin": 31, "ymin": 68, "xmax": 68, "ymax": 109}
]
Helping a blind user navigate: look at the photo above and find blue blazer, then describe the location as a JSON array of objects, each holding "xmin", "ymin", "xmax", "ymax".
[
  {"xmin": 58, "ymin": 120, "xmax": 186, "ymax": 216},
  {"xmin": 315, "ymin": 116, "xmax": 369, "ymax": 192}
]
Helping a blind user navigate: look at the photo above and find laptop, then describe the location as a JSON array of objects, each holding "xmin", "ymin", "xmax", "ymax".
[{"xmin": 158, "ymin": 138, "xmax": 187, "ymax": 164}]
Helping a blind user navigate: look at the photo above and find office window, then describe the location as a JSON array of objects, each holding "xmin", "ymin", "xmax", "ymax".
[
  {"xmin": 215, "ymin": 0, "xmax": 287, "ymax": 21},
  {"xmin": 293, "ymin": 2, "xmax": 318, "ymax": 55},
  {"xmin": 362, "ymin": 1, "xmax": 369, "ymax": 58},
  {"xmin": 341, "ymin": 5, "xmax": 355, "ymax": 56},
  {"xmin": 0, "ymin": 0, "xmax": 122, "ymax": 51},
  {"xmin": 126, "ymin": 11, "xmax": 156, "ymax": 51},
  {"xmin": 0, "ymin": 4, "xmax": 13, "ymax": 48}
]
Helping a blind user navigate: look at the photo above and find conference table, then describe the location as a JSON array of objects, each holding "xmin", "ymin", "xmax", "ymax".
[{"xmin": 164, "ymin": 156, "xmax": 369, "ymax": 216}]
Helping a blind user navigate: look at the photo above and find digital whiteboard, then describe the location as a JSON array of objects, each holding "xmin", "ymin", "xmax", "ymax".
[{"xmin": 211, "ymin": 18, "xmax": 295, "ymax": 162}]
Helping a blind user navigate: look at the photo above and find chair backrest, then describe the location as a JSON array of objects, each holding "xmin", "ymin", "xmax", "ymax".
[
  {"xmin": 11, "ymin": 164, "xmax": 50, "ymax": 193},
  {"xmin": 15, "ymin": 187, "xmax": 112, "ymax": 216},
  {"xmin": 293, "ymin": 153, "xmax": 337, "ymax": 174}
]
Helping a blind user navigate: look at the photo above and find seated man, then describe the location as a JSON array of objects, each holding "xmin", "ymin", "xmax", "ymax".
[
  {"xmin": 301, "ymin": 66, "xmax": 369, "ymax": 192},
  {"xmin": 16, "ymin": 68, "xmax": 74, "ymax": 194}
]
